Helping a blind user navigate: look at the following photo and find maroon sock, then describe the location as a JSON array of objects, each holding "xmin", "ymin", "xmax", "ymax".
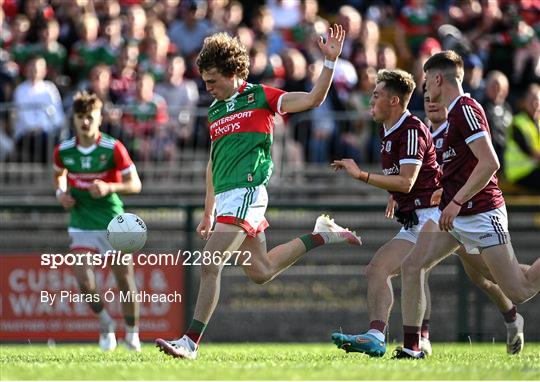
[
  {"xmin": 403, "ymin": 325, "xmax": 421, "ymax": 351},
  {"xmin": 369, "ymin": 320, "xmax": 386, "ymax": 333},
  {"xmin": 185, "ymin": 319, "xmax": 206, "ymax": 345},
  {"xmin": 503, "ymin": 306, "xmax": 517, "ymax": 323},
  {"xmin": 421, "ymin": 319, "xmax": 430, "ymax": 339}
]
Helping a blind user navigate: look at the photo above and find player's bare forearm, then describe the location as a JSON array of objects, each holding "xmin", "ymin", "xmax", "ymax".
[
  {"xmin": 110, "ymin": 171, "xmax": 142, "ymax": 195},
  {"xmin": 54, "ymin": 169, "xmax": 67, "ymax": 192},
  {"xmin": 332, "ymin": 159, "xmax": 420, "ymax": 193},
  {"xmin": 452, "ymin": 161, "xmax": 497, "ymax": 205},
  {"xmin": 204, "ymin": 158, "xmax": 215, "ymax": 217},
  {"xmin": 363, "ymin": 172, "xmax": 417, "ymax": 193},
  {"xmin": 280, "ymin": 24, "xmax": 345, "ymax": 113},
  {"xmin": 453, "ymin": 137, "xmax": 499, "ymax": 204}
]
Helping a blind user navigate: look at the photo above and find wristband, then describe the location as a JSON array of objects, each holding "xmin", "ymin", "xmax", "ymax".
[
  {"xmin": 324, "ymin": 59, "xmax": 335, "ymax": 70},
  {"xmin": 361, "ymin": 172, "xmax": 370, "ymax": 184},
  {"xmin": 56, "ymin": 188, "xmax": 65, "ymax": 199},
  {"xmin": 452, "ymin": 198, "xmax": 463, "ymax": 207}
]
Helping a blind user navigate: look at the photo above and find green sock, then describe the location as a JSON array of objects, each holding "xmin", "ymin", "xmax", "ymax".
[
  {"xmin": 186, "ymin": 319, "xmax": 206, "ymax": 344},
  {"xmin": 299, "ymin": 233, "xmax": 325, "ymax": 251}
]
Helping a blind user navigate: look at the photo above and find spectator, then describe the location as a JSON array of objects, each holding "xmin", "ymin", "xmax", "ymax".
[
  {"xmin": 125, "ymin": 4, "xmax": 147, "ymax": 45},
  {"xmin": 139, "ymin": 36, "xmax": 170, "ymax": 83},
  {"xmin": 122, "ymin": 72, "xmax": 173, "ymax": 161},
  {"xmin": 13, "ymin": 56, "xmax": 64, "ymax": 162},
  {"xmin": 337, "ymin": 5, "xmax": 361, "ymax": 60},
  {"xmin": 32, "ymin": 18, "xmax": 67, "ymax": 85},
  {"xmin": 463, "ymin": 53, "xmax": 484, "ymax": 100},
  {"xmin": 252, "ymin": 5, "xmax": 285, "ymax": 56},
  {"xmin": 110, "ymin": 42, "xmax": 139, "ymax": 103},
  {"xmin": 154, "ymin": 55, "xmax": 199, "ymax": 148},
  {"xmin": 8, "ymin": 15, "xmax": 33, "ymax": 69},
  {"xmin": 395, "ymin": 0, "xmax": 442, "ymax": 66},
  {"xmin": 168, "ymin": 1, "xmax": 214, "ymax": 58},
  {"xmin": 377, "ymin": 43, "xmax": 398, "ymax": 70},
  {"xmin": 504, "ymin": 84, "xmax": 540, "ymax": 191},
  {"xmin": 68, "ymin": 13, "xmax": 104, "ymax": 84},
  {"xmin": 482, "ymin": 70, "xmax": 512, "ymax": 172},
  {"xmin": 99, "ymin": 17, "xmax": 123, "ymax": 66}
]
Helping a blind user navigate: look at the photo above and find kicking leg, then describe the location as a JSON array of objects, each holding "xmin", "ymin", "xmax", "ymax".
[{"xmin": 480, "ymin": 244, "xmax": 540, "ymax": 305}]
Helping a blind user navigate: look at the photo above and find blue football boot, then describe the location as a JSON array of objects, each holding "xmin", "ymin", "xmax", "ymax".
[{"xmin": 331, "ymin": 332, "xmax": 386, "ymax": 357}]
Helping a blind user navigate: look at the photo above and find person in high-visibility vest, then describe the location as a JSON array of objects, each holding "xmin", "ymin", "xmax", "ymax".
[{"xmin": 504, "ymin": 83, "xmax": 540, "ymax": 192}]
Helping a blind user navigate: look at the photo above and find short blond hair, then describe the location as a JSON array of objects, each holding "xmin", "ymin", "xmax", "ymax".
[{"xmin": 376, "ymin": 69, "xmax": 416, "ymax": 106}]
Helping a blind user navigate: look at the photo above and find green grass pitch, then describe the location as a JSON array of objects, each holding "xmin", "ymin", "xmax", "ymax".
[{"xmin": 1, "ymin": 343, "xmax": 539, "ymax": 380}]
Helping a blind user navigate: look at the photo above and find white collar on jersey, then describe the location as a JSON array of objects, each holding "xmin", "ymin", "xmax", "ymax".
[
  {"xmin": 384, "ymin": 110, "xmax": 411, "ymax": 137},
  {"xmin": 77, "ymin": 144, "xmax": 97, "ymax": 155},
  {"xmin": 447, "ymin": 93, "xmax": 471, "ymax": 113},
  {"xmin": 431, "ymin": 120, "xmax": 448, "ymax": 137}
]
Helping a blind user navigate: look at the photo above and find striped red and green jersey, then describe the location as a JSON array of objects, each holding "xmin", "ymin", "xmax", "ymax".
[
  {"xmin": 53, "ymin": 133, "xmax": 135, "ymax": 230},
  {"xmin": 208, "ymin": 82, "xmax": 286, "ymax": 194}
]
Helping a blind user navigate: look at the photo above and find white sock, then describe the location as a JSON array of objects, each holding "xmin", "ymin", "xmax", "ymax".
[
  {"xmin": 125, "ymin": 328, "xmax": 139, "ymax": 343},
  {"xmin": 367, "ymin": 329, "xmax": 385, "ymax": 342},
  {"xmin": 99, "ymin": 309, "xmax": 112, "ymax": 324}
]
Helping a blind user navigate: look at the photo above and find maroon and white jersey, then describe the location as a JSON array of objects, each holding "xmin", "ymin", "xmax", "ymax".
[
  {"xmin": 380, "ymin": 111, "xmax": 441, "ymax": 213},
  {"xmin": 431, "ymin": 121, "xmax": 448, "ymax": 165},
  {"xmin": 440, "ymin": 95, "xmax": 505, "ymax": 215}
]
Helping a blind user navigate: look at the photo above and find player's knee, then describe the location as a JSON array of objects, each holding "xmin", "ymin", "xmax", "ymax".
[
  {"xmin": 401, "ymin": 254, "xmax": 423, "ymax": 277},
  {"xmin": 247, "ymin": 270, "xmax": 273, "ymax": 285},
  {"xmin": 366, "ymin": 262, "xmax": 392, "ymax": 281},
  {"xmin": 505, "ymin": 289, "xmax": 531, "ymax": 305},
  {"xmin": 200, "ymin": 263, "xmax": 221, "ymax": 279}
]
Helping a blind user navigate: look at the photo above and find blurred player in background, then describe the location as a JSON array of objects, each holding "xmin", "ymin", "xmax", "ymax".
[
  {"xmin": 397, "ymin": 51, "xmax": 540, "ymax": 359},
  {"xmin": 330, "ymin": 69, "xmax": 440, "ymax": 357},
  {"xmin": 425, "ymin": 87, "xmax": 525, "ymax": 355},
  {"xmin": 53, "ymin": 91, "xmax": 142, "ymax": 351},
  {"xmin": 155, "ymin": 25, "xmax": 362, "ymax": 360}
]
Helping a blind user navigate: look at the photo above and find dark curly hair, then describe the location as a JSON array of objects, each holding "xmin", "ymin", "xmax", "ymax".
[
  {"xmin": 196, "ymin": 32, "xmax": 250, "ymax": 80},
  {"xmin": 72, "ymin": 91, "xmax": 103, "ymax": 114}
]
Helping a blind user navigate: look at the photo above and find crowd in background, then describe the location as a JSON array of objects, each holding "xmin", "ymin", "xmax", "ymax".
[{"xmin": 0, "ymin": 0, "xmax": 539, "ymax": 191}]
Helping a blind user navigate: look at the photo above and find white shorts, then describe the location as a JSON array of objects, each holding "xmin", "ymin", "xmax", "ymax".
[
  {"xmin": 394, "ymin": 207, "xmax": 440, "ymax": 244},
  {"xmin": 68, "ymin": 228, "xmax": 114, "ymax": 254},
  {"xmin": 429, "ymin": 205, "xmax": 510, "ymax": 254},
  {"xmin": 215, "ymin": 185, "xmax": 269, "ymax": 237}
]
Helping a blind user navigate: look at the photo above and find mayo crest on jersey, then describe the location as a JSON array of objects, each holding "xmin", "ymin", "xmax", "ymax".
[{"xmin": 208, "ymin": 82, "xmax": 286, "ymax": 194}]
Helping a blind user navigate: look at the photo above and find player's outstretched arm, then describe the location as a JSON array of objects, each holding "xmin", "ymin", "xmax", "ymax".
[
  {"xmin": 197, "ymin": 158, "xmax": 215, "ymax": 240},
  {"xmin": 332, "ymin": 159, "xmax": 421, "ymax": 193},
  {"xmin": 439, "ymin": 136, "xmax": 499, "ymax": 231},
  {"xmin": 279, "ymin": 24, "xmax": 345, "ymax": 113}
]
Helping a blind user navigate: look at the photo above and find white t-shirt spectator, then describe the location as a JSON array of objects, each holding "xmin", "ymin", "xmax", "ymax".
[{"xmin": 13, "ymin": 79, "xmax": 65, "ymax": 139}]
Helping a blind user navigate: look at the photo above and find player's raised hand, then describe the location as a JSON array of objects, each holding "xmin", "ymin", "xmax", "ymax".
[
  {"xmin": 197, "ymin": 214, "xmax": 214, "ymax": 240},
  {"xmin": 318, "ymin": 24, "xmax": 345, "ymax": 62},
  {"xmin": 385, "ymin": 195, "xmax": 397, "ymax": 219},
  {"xmin": 331, "ymin": 159, "xmax": 363, "ymax": 180},
  {"xmin": 57, "ymin": 192, "xmax": 76, "ymax": 209},
  {"xmin": 89, "ymin": 179, "xmax": 111, "ymax": 198}
]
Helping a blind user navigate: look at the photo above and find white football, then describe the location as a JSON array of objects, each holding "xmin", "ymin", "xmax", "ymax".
[{"xmin": 107, "ymin": 213, "xmax": 147, "ymax": 253}]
